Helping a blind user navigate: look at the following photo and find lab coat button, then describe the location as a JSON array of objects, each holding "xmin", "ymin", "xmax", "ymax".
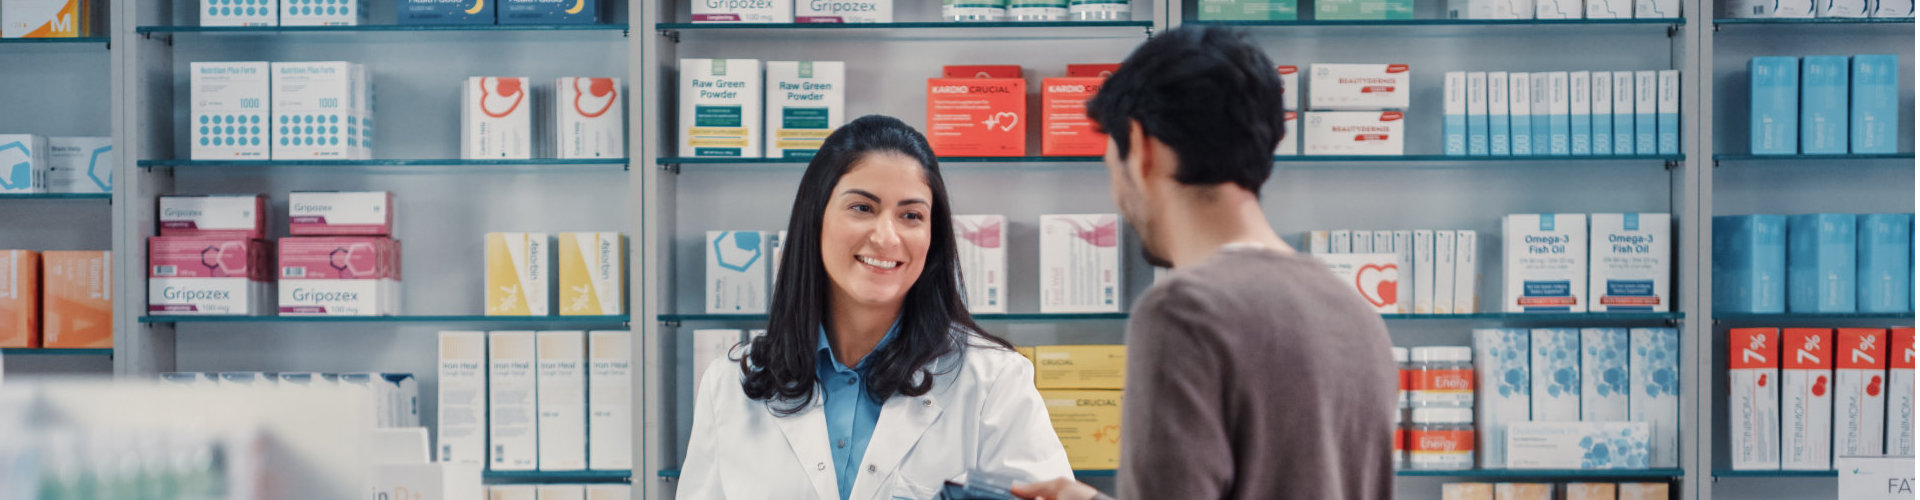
[
  {"xmin": 817, "ymin": 462, "xmax": 826, "ymax": 471},
  {"xmin": 867, "ymin": 464, "xmax": 878, "ymax": 473},
  {"xmin": 922, "ymin": 399, "xmax": 932, "ymax": 407}
]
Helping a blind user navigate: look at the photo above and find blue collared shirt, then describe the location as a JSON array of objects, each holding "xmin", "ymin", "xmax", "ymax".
[{"xmin": 816, "ymin": 319, "xmax": 900, "ymax": 500}]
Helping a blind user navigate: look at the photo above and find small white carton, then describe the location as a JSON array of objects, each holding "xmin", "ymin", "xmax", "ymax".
[
  {"xmin": 1308, "ymin": 64, "xmax": 1411, "ymax": 110},
  {"xmin": 587, "ymin": 330, "xmax": 632, "ymax": 471},
  {"xmin": 1530, "ymin": 328, "xmax": 1581, "ymax": 422},
  {"xmin": 955, "ymin": 215, "xmax": 1008, "ymax": 314},
  {"xmin": 536, "ymin": 331, "xmax": 587, "ymax": 471},
  {"xmin": 692, "ymin": 0, "xmax": 795, "ymax": 22},
  {"xmin": 45, "ymin": 137, "xmax": 110, "ymax": 194},
  {"xmin": 202, "ymin": 0, "xmax": 277, "ymax": 26},
  {"xmin": 680, "ymin": 59, "xmax": 764, "ymax": 158},
  {"xmin": 272, "ymin": 62, "xmax": 370, "ymax": 160},
  {"xmin": 1489, "ymin": 71, "xmax": 1510, "ymax": 156},
  {"xmin": 1781, "ymin": 328, "xmax": 1833, "ymax": 470},
  {"xmin": 190, "ymin": 62, "xmax": 272, "ymax": 160},
  {"xmin": 1633, "ymin": 71, "xmax": 1656, "ymax": 155},
  {"xmin": 1319, "ymin": 253, "xmax": 1403, "ymax": 313},
  {"xmin": 1303, "ymin": 111, "xmax": 1405, "ymax": 156},
  {"xmin": 1444, "ymin": 71, "xmax": 1467, "ymax": 156},
  {"xmin": 1413, "ymin": 230, "xmax": 1435, "ymax": 314},
  {"xmin": 1453, "ymin": 230, "xmax": 1478, "ymax": 313},
  {"xmin": 1836, "ymin": 328, "xmax": 1887, "ymax": 457},
  {"xmin": 0, "ymin": 135, "xmax": 46, "ymax": 193},
  {"xmin": 1278, "ymin": 65, "xmax": 1300, "ymax": 112},
  {"xmin": 692, "ymin": 329, "xmax": 743, "ymax": 390},
  {"xmin": 1509, "ymin": 73, "xmax": 1533, "ymax": 156},
  {"xmin": 1632, "ymin": 327, "xmax": 1680, "ymax": 468},
  {"xmin": 1819, "ymin": 0, "xmax": 1870, "ymax": 16},
  {"xmin": 462, "ymin": 77, "xmax": 534, "ymax": 160},
  {"xmin": 1351, "ymin": 231, "xmax": 1373, "ymax": 253},
  {"xmin": 1433, "ymin": 230, "xmax": 1456, "ymax": 315},
  {"xmin": 280, "ymin": 0, "xmax": 368, "ymax": 25},
  {"xmin": 1634, "ymin": 0, "xmax": 1678, "ymax": 17},
  {"xmin": 707, "ymin": 231, "xmax": 771, "ymax": 314},
  {"xmin": 1039, "ymin": 214, "xmax": 1124, "ymax": 313},
  {"xmin": 489, "ymin": 331, "xmax": 539, "ymax": 471},
  {"xmin": 1588, "ymin": 0, "xmax": 1631, "ymax": 17},
  {"xmin": 1589, "ymin": 213, "xmax": 1669, "ymax": 312},
  {"xmin": 1504, "ymin": 214, "xmax": 1588, "ymax": 313},
  {"xmin": 1467, "ymin": 72, "xmax": 1490, "ymax": 156},
  {"xmin": 1393, "ymin": 231, "xmax": 1414, "ymax": 313},
  {"xmin": 1474, "ymin": 328, "xmax": 1532, "ymax": 468},
  {"xmin": 1331, "ymin": 229, "xmax": 1353, "ymax": 253},
  {"xmin": 1612, "ymin": 72, "xmax": 1635, "ymax": 155},
  {"xmin": 437, "ymin": 331, "xmax": 488, "ymax": 465},
  {"xmin": 1536, "ymin": 0, "xmax": 1581, "ymax": 18},
  {"xmin": 1580, "ymin": 328, "xmax": 1631, "ymax": 422},
  {"xmin": 536, "ymin": 485, "xmax": 584, "ymax": 500},
  {"xmin": 1729, "ymin": 328, "xmax": 1780, "ymax": 470},
  {"xmin": 765, "ymin": 62, "xmax": 845, "ymax": 160},
  {"xmin": 796, "ymin": 0, "xmax": 893, "ymax": 21},
  {"xmin": 1308, "ymin": 230, "xmax": 1331, "ymax": 254},
  {"xmin": 1873, "ymin": 0, "xmax": 1913, "ymax": 16},
  {"xmin": 289, "ymin": 191, "xmax": 393, "ymax": 236},
  {"xmin": 555, "ymin": 77, "xmax": 625, "ymax": 159},
  {"xmin": 1590, "ymin": 72, "xmax": 1614, "ymax": 156},
  {"xmin": 1507, "ymin": 422, "xmax": 1652, "ymax": 469},
  {"xmin": 1570, "ymin": 71, "xmax": 1591, "ymax": 155}
]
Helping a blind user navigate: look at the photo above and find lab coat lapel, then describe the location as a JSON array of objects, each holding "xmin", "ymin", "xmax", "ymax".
[
  {"xmin": 770, "ymin": 392, "xmax": 840, "ymax": 500},
  {"xmin": 848, "ymin": 387, "xmax": 948, "ymax": 500}
]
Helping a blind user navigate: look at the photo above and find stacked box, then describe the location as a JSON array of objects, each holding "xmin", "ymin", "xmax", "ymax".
[
  {"xmin": 1714, "ymin": 215, "xmax": 1788, "ymax": 314},
  {"xmin": 1858, "ymin": 214, "xmax": 1914, "ymax": 313},
  {"xmin": 556, "ymin": 77, "xmax": 626, "ymax": 159},
  {"xmin": 437, "ymin": 330, "xmax": 488, "ymax": 465},
  {"xmin": 1755, "ymin": 59, "xmax": 1800, "ymax": 154},
  {"xmin": 587, "ymin": 330, "xmax": 632, "ymax": 470},
  {"xmin": 280, "ymin": 0, "xmax": 370, "ymax": 26},
  {"xmin": 463, "ymin": 77, "xmax": 534, "ymax": 159},
  {"xmin": 278, "ymin": 237, "xmax": 401, "ymax": 316},
  {"xmin": 0, "ymin": 251, "xmax": 39, "ymax": 347},
  {"xmin": 1579, "ymin": 328, "xmax": 1630, "ymax": 422},
  {"xmin": 1727, "ymin": 327, "xmax": 1782, "ymax": 469},
  {"xmin": 1781, "ymin": 328, "xmax": 1833, "ymax": 470},
  {"xmin": 1473, "ymin": 328, "xmax": 1531, "ymax": 468},
  {"xmin": 1800, "ymin": 56, "xmax": 1849, "ymax": 155},
  {"xmin": 41, "ymin": 251, "xmax": 111, "ymax": 348},
  {"xmin": 401, "ymin": 0, "xmax": 495, "ymax": 24},
  {"xmin": 499, "ymin": 0, "xmax": 600, "ymax": 23},
  {"xmin": 1589, "ymin": 213, "xmax": 1671, "ymax": 312},
  {"xmin": 955, "ymin": 215, "xmax": 1008, "ymax": 314},
  {"xmin": 486, "ymin": 232, "xmax": 551, "ymax": 316},
  {"xmin": 489, "ymin": 331, "xmax": 539, "ymax": 470},
  {"xmin": 1836, "ymin": 328, "xmax": 1887, "ymax": 456},
  {"xmin": 1851, "ymin": 55, "xmax": 1900, "ymax": 154},
  {"xmin": 1630, "ymin": 327, "xmax": 1679, "ymax": 468},
  {"xmin": 559, "ymin": 232, "xmax": 626, "ymax": 316},
  {"xmin": 536, "ymin": 331, "xmax": 587, "ymax": 471},
  {"xmin": 1039, "ymin": 214, "xmax": 1123, "ymax": 313},
  {"xmin": 1503, "ymin": 214, "xmax": 1588, "ymax": 313},
  {"xmin": 148, "ymin": 237, "xmax": 274, "ymax": 316},
  {"xmin": 1788, "ymin": 214, "xmax": 1857, "ymax": 313},
  {"xmin": 1529, "ymin": 328, "xmax": 1581, "ymax": 422}
]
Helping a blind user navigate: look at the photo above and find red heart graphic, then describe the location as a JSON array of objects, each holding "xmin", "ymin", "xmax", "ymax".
[
  {"xmin": 1356, "ymin": 263, "xmax": 1398, "ymax": 308},
  {"xmin": 1758, "ymin": 373, "xmax": 1769, "ymax": 387},
  {"xmin": 1813, "ymin": 376, "xmax": 1828, "ymax": 397},
  {"xmin": 1869, "ymin": 376, "xmax": 1883, "ymax": 397}
]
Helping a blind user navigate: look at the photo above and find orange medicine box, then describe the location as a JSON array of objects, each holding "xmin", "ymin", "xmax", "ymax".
[
  {"xmin": 942, "ymin": 65, "xmax": 1023, "ymax": 79},
  {"xmin": 926, "ymin": 78, "xmax": 1027, "ymax": 157},
  {"xmin": 0, "ymin": 250, "xmax": 39, "ymax": 347},
  {"xmin": 1067, "ymin": 64, "xmax": 1120, "ymax": 77},
  {"xmin": 42, "ymin": 251, "xmax": 110, "ymax": 348},
  {"xmin": 1041, "ymin": 77, "xmax": 1107, "ymax": 156}
]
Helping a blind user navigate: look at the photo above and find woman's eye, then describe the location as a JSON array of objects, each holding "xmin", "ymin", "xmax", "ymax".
[
  {"xmin": 903, "ymin": 212, "xmax": 925, "ymax": 221},
  {"xmin": 850, "ymin": 203, "xmax": 873, "ymax": 213}
]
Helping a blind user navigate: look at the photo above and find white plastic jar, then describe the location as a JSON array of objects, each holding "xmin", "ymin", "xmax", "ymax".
[
  {"xmin": 1409, "ymin": 407, "xmax": 1475, "ymax": 470},
  {"xmin": 1069, "ymin": 0, "xmax": 1130, "ymax": 20},
  {"xmin": 944, "ymin": 0, "xmax": 1008, "ymax": 21},
  {"xmin": 1411, "ymin": 346, "xmax": 1475, "ymax": 409}
]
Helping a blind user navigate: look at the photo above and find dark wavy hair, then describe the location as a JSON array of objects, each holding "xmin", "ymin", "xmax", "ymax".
[{"xmin": 738, "ymin": 114, "xmax": 1013, "ymax": 415}]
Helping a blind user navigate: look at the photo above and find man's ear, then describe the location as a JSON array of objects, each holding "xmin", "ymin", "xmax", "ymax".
[{"xmin": 1126, "ymin": 118, "xmax": 1155, "ymax": 186}]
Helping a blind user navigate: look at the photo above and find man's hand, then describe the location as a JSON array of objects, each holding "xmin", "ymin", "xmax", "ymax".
[{"xmin": 1010, "ymin": 477, "xmax": 1100, "ymax": 500}]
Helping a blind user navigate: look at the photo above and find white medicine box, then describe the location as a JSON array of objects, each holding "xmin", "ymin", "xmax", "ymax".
[
  {"xmin": 273, "ymin": 62, "xmax": 373, "ymax": 160},
  {"xmin": 462, "ymin": 77, "xmax": 535, "ymax": 160},
  {"xmin": 202, "ymin": 0, "xmax": 278, "ymax": 26},
  {"xmin": 955, "ymin": 215, "xmax": 1008, "ymax": 314},
  {"xmin": 1309, "ymin": 64, "xmax": 1411, "ymax": 110},
  {"xmin": 1303, "ymin": 111, "xmax": 1405, "ymax": 156},
  {"xmin": 0, "ymin": 135, "xmax": 47, "ymax": 193},
  {"xmin": 1503, "ymin": 213, "xmax": 1588, "ymax": 313},
  {"xmin": 1039, "ymin": 214, "xmax": 1124, "ymax": 313},
  {"xmin": 707, "ymin": 231, "xmax": 770, "ymax": 314},
  {"xmin": 191, "ymin": 62, "xmax": 272, "ymax": 160},
  {"xmin": 1589, "ymin": 213, "xmax": 1670, "ymax": 312},
  {"xmin": 556, "ymin": 77, "xmax": 626, "ymax": 159},
  {"xmin": 280, "ymin": 0, "xmax": 369, "ymax": 26}
]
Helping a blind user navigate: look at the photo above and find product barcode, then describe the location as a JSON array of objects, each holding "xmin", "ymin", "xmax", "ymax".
[
  {"xmin": 155, "ymin": 265, "xmax": 176, "ymax": 276},
  {"xmin": 283, "ymin": 267, "xmax": 305, "ymax": 278}
]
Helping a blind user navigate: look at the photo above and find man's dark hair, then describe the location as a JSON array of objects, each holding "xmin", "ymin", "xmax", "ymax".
[{"xmin": 1087, "ymin": 26, "xmax": 1285, "ymax": 195}]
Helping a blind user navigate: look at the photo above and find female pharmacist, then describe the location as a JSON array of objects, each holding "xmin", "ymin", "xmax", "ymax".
[{"xmin": 679, "ymin": 115, "xmax": 1072, "ymax": 499}]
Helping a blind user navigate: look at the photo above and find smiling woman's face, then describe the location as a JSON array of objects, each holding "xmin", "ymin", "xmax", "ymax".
[{"xmin": 820, "ymin": 152, "xmax": 935, "ymax": 311}]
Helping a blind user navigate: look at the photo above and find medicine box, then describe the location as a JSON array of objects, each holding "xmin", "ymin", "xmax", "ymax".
[
  {"xmin": 45, "ymin": 137, "xmax": 110, "ymax": 194},
  {"xmin": 272, "ymin": 62, "xmax": 371, "ymax": 160},
  {"xmin": 1587, "ymin": 0, "xmax": 1630, "ymax": 17},
  {"xmin": 796, "ymin": 0, "xmax": 893, "ymax": 22},
  {"xmin": 1531, "ymin": 73, "xmax": 1550, "ymax": 156},
  {"xmin": 201, "ymin": 0, "xmax": 277, "ymax": 26},
  {"xmin": 1569, "ymin": 71, "xmax": 1591, "ymax": 155},
  {"xmin": 489, "ymin": 486, "xmax": 536, "ymax": 500},
  {"xmin": 290, "ymin": 191, "xmax": 393, "ymax": 236},
  {"xmin": 1889, "ymin": 327, "xmax": 1915, "ymax": 456},
  {"xmin": 1309, "ymin": 64, "xmax": 1411, "ymax": 110},
  {"xmin": 536, "ymin": 331, "xmax": 587, "ymax": 471},
  {"xmin": 486, "ymin": 232, "xmax": 552, "ymax": 316},
  {"xmin": 40, "ymin": 251, "xmax": 111, "ymax": 348},
  {"xmin": 1858, "ymin": 213, "xmax": 1913, "ymax": 313},
  {"xmin": 1489, "ymin": 72, "xmax": 1510, "ymax": 156},
  {"xmin": 3, "ymin": 0, "xmax": 88, "ymax": 37},
  {"xmin": 1537, "ymin": 0, "xmax": 1580, "ymax": 17},
  {"xmin": 160, "ymin": 194, "xmax": 267, "ymax": 239},
  {"xmin": 1351, "ymin": 231, "xmax": 1373, "ymax": 253},
  {"xmin": 438, "ymin": 331, "xmax": 487, "ymax": 465},
  {"xmin": 1331, "ymin": 229, "xmax": 1353, "ymax": 253},
  {"xmin": 707, "ymin": 231, "xmax": 770, "ymax": 314},
  {"xmin": 276, "ymin": 372, "xmax": 336, "ymax": 388},
  {"xmin": 1591, "ymin": 72, "xmax": 1613, "ymax": 156},
  {"xmin": 1509, "ymin": 73, "xmax": 1532, "ymax": 155},
  {"xmin": 1580, "ymin": 328, "xmax": 1630, "ymax": 422},
  {"xmin": 1506, "ymin": 421, "xmax": 1652, "ymax": 469},
  {"xmin": 1454, "ymin": 230, "xmax": 1478, "ymax": 313},
  {"xmin": 191, "ymin": 62, "xmax": 272, "ymax": 159},
  {"xmin": 1612, "ymin": 72, "xmax": 1635, "ymax": 155},
  {"xmin": 1444, "ymin": 71, "xmax": 1467, "ymax": 156},
  {"xmin": 1278, "ymin": 65, "xmax": 1300, "ymax": 111},
  {"xmin": 1199, "ymin": 0, "xmax": 1300, "ymax": 20},
  {"xmin": 1033, "ymin": 345, "xmax": 1126, "ymax": 390},
  {"xmin": 536, "ymin": 486, "xmax": 583, "ymax": 500},
  {"xmin": 1473, "ymin": 328, "xmax": 1531, "ymax": 468},
  {"xmin": 1394, "ymin": 231, "xmax": 1413, "ymax": 313},
  {"xmin": 1042, "ymin": 77, "xmax": 1109, "ymax": 157},
  {"xmin": 1529, "ymin": 328, "xmax": 1581, "ymax": 422},
  {"xmin": 693, "ymin": 0, "xmax": 793, "ymax": 22},
  {"xmin": 1618, "ymin": 483, "xmax": 1668, "ymax": 500},
  {"xmin": 463, "ymin": 77, "xmax": 534, "ymax": 159},
  {"xmin": 1041, "ymin": 389, "xmax": 1123, "ymax": 470},
  {"xmin": 1820, "ymin": 0, "xmax": 1871, "ymax": 16},
  {"xmin": 1634, "ymin": 71, "xmax": 1657, "ymax": 155},
  {"xmin": 765, "ymin": 63, "xmax": 844, "ymax": 160},
  {"xmin": 281, "ymin": 0, "xmax": 369, "ymax": 26},
  {"xmin": 680, "ymin": 59, "xmax": 767, "ymax": 159},
  {"xmin": 1441, "ymin": 483, "xmax": 1492, "ymax": 500},
  {"xmin": 1781, "ymin": 328, "xmax": 1833, "ymax": 470},
  {"xmin": 1275, "ymin": 111, "xmax": 1299, "ymax": 156},
  {"xmin": 1413, "ymin": 230, "xmax": 1434, "ymax": 313},
  {"xmin": 1657, "ymin": 70, "xmax": 1680, "ymax": 155},
  {"xmin": 147, "ymin": 237, "xmax": 273, "ymax": 316},
  {"xmin": 1468, "ymin": 72, "xmax": 1489, "ymax": 156},
  {"xmin": 489, "ymin": 331, "xmax": 539, "ymax": 470},
  {"xmin": 1565, "ymin": 484, "xmax": 1616, "ymax": 500},
  {"xmin": 1800, "ymin": 57, "xmax": 1849, "ymax": 155},
  {"xmin": 558, "ymin": 232, "xmax": 626, "ymax": 316},
  {"xmin": 1631, "ymin": 327, "xmax": 1679, "ymax": 468},
  {"xmin": 400, "ymin": 0, "xmax": 495, "ymax": 24},
  {"xmin": 1494, "ymin": 484, "xmax": 1552, "ymax": 500},
  {"xmin": 1635, "ymin": 0, "xmax": 1678, "ymax": 17},
  {"xmin": 1303, "ymin": 111, "xmax": 1405, "ymax": 156},
  {"xmin": 691, "ymin": 329, "xmax": 742, "ymax": 390},
  {"xmin": 556, "ymin": 77, "xmax": 625, "ymax": 159},
  {"xmin": 1590, "ymin": 213, "xmax": 1670, "ymax": 312},
  {"xmin": 1749, "ymin": 57, "xmax": 1798, "ymax": 156},
  {"xmin": 0, "ymin": 251, "xmax": 39, "ymax": 347},
  {"xmin": 1851, "ymin": 55, "xmax": 1899, "ymax": 154},
  {"xmin": 0, "ymin": 135, "xmax": 46, "ymax": 193},
  {"xmin": 585, "ymin": 485, "xmax": 630, "ymax": 500},
  {"xmin": 1465, "ymin": 0, "xmax": 1533, "ymax": 18},
  {"xmin": 943, "ymin": 65, "xmax": 1022, "ymax": 79},
  {"xmin": 499, "ymin": 0, "xmax": 599, "ymax": 23},
  {"xmin": 1039, "ymin": 214, "xmax": 1123, "ymax": 313},
  {"xmin": 1433, "ymin": 231, "xmax": 1456, "ymax": 314},
  {"xmin": 1874, "ymin": 0, "xmax": 1913, "ymax": 16},
  {"xmin": 926, "ymin": 77, "xmax": 1027, "ymax": 157},
  {"xmin": 1503, "ymin": 213, "xmax": 1588, "ymax": 313},
  {"xmin": 587, "ymin": 330, "xmax": 632, "ymax": 470},
  {"xmin": 277, "ymin": 236, "xmax": 401, "ymax": 316},
  {"xmin": 1319, "ymin": 253, "xmax": 1403, "ymax": 314},
  {"xmin": 955, "ymin": 215, "xmax": 1008, "ymax": 314},
  {"xmin": 1788, "ymin": 214, "xmax": 1857, "ymax": 313},
  {"xmin": 1836, "ymin": 328, "xmax": 1887, "ymax": 456},
  {"xmin": 1547, "ymin": 72, "xmax": 1572, "ymax": 155},
  {"xmin": 1714, "ymin": 215, "xmax": 1788, "ymax": 314}
]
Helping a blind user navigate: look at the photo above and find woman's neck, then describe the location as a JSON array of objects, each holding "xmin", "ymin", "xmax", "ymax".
[{"xmin": 826, "ymin": 294, "xmax": 902, "ymax": 369}]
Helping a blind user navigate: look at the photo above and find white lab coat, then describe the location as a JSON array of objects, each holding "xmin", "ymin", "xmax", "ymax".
[{"xmin": 678, "ymin": 342, "xmax": 1073, "ymax": 500}]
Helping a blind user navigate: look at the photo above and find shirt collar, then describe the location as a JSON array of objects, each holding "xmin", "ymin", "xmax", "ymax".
[{"xmin": 817, "ymin": 316, "xmax": 903, "ymax": 374}]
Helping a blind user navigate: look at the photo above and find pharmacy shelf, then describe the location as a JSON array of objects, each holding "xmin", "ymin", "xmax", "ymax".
[
  {"xmin": 1712, "ymin": 153, "xmax": 1915, "ymax": 163},
  {"xmin": 653, "ymin": 468, "xmax": 1117, "ymax": 478},
  {"xmin": 135, "ymin": 24, "xmax": 631, "ymax": 34},
  {"xmin": 0, "ymin": 37, "xmax": 109, "ymax": 45},
  {"xmin": 1380, "ymin": 312, "xmax": 1685, "ymax": 322},
  {"xmin": 0, "ymin": 348, "xmax": 113, "ymax": 356},
  {"xmin": 659, "ymin": 312, "xmax": 1129, "ymax": 323},
  {"xmin": 1276, "ymin": 154, "xmax": 1685, "ymax": 163},
  {"xmin": 1710, "ymin": 469, "xmax": 1838, "ymax": 478},
  {"xmin": 1397, "ymin": 468, "xmax": 1687, "ymax": 479},
  {"xmin": 1194, "ymin": 18, "xmax": 1685, "ymax": 27},
  {"xmin": 137, "ymin": 158, "xmax": 629, "ymax": 170},
  {"xmin": 1714, "ymin": 17, "xmax": 1914, "ymax": 25},
  {"xmin": 483, "ymin": 470, "xmax": 633, "ymax": 483},
  {"xmin": 655, "ymin": 21, "xmax": 1152, "ymax": 39},
  {"xmin": 1713, "ymin": 312, "xmax": 1915, "ymax": 322},
  {"xmin": 0, "ymin": 193, "xmax": 112, "ymax": 200},
  {"xmin": 658, "ymin": 156, "xmax": 1103, "ymax": 166},
  {"xmin": 1186, "ymin": 18, "xmax": 1685, "ymax": 38},
  {"xmin": 139, "ymin": 315, "xmax": 631, "ymax": 325}
]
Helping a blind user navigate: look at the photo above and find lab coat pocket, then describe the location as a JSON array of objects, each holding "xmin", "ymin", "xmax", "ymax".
[{"xmin": 883, "ymin": 474, "xmax": 941, "ymax": 500}]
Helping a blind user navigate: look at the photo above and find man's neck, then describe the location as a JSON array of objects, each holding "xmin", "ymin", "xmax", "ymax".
[{"xmin": 1160, "ymin": 187, "xmax": 1295, "ymax": 268}]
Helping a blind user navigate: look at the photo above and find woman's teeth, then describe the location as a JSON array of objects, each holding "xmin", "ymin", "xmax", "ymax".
[{"xmin": 858, "ymin": 256, "xmax": 900, "ymax": 269}]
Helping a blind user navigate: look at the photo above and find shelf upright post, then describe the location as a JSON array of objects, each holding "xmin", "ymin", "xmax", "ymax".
[
  {"xmin": 639, "ymin": 0, "xmax": 681, "ymax": 497},
  {"xmin": 113, "ymin": 0, "xmax": 181, "ymax": 378}
]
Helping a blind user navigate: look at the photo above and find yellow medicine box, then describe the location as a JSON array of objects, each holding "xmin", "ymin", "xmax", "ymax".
[
  {"xmin": 1033, "ymin": 345, "xmax": 1126, "ymax": 390},
  {"xmin": 1041, "ymin": 389, "xmax": 1122, "ymax": 470}
]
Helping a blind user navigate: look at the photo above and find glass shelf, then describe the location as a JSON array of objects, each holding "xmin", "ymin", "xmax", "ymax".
[
  {"xmin": 1380, "ymin": 312, "xmax": 1684, "ymax": 322},
  {"xmin": 660, "ymin": 155, "xmax": 1682, "ymax": 168},
  {"xmin": 1714, "ymin": 312, "xmax": 1914, "ymax": 322},
  {"xmin": 655, "ymin": 21, "xmax": 1152, "ymax": 41},
  {"xmin": 136, "ymin": 24, "xmax": 630, "ymax": 34},
  {"xmin": 0, "ymin": 348, "xmax": 112, "ymax": 356},
  {"xmin": 1711, "ymin": 469, "xmax": 1838, "ymax": 478},
  {"xmin": 0, "ymin": 36, "xmax": 109, "ymax": 44},
  {"xmin": 139, "ymin": 158, "xmax": 628, "ymax": 170},
  {"xmin": 1714, "ymin": 153, "xmax": 1914, "ymax": 162},
  {"xmin": 483, "ymin": 470, "xmax": 632, "ymax": 483},
  {"xmin": 1195, "ymin": 18, "xmax": 1685, "ymax": 27},
  {"xmin": 0, "ymin": 193, "xmax": 111, "ymax": 200},
  {"xmin": 1397, "ymin": 468, "xmax": 1686, "ymax": 479},
  {"xmin": 660, "ymin": 312, "xmax": 1129, "ymax": 323},
  {"xmin": 140, "ymin": 315, "xmax": 630, "ymax": 324},
  {"xmin": 1186, "ymin": 18, "xmax": 1684, "ymax": 37},
  {"xmin": 1715, "ymin": 17, "xmax": 1914, "ymax": 24}
]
